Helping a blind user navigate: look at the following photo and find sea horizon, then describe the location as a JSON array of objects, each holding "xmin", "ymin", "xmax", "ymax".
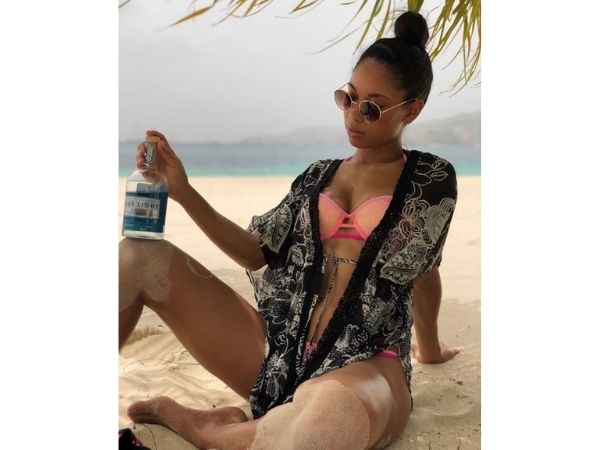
[{"xmin": 119, "ymin": 142, "xmax": 481, "ymax": 177}]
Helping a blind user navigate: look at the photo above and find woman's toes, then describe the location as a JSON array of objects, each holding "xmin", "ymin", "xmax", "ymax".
[
  {"xmin": 126, "ymin": 396, "xmax": 170, "ymax": 423},
  {"xmin": 125, "ymin": 398, "xmax": 250, "ymax": 449}
]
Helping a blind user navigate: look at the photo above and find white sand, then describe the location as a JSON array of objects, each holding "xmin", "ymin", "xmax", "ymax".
[{"xmin": 119, "ymin": 175, "xmax": 481, "ymax": 449}]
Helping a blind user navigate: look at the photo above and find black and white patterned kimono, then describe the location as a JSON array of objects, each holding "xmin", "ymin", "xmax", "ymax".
[{"xmin": 244, "ymin": 149, "xmax": 457, "ymax": 419}]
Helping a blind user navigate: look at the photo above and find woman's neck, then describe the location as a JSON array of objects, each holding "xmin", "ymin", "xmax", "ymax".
[{"xmin": 349, "ymin": 141, "xmax": 405, "ymax": 166}]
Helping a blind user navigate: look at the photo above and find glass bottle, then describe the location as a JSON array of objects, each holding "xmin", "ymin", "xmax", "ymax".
[{"xmin": 122, "ymin": 136, "xmax": 169, "ymax": 239}]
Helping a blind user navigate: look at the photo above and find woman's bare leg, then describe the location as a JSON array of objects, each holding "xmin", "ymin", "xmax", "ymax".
[
  {"xmin": 126, "ymin": 360, "xmax": 411, "ymax": 450},
  {"xmin": 119, "ymin": 237, "xmax": 267, "ymax": 400},
  {"xmin": 127, "ymin": 396, "xmax": 255, "ymax": 449}
]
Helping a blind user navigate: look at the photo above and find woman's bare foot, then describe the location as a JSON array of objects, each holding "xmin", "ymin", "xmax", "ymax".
[{"xmin": 127, "ymin": 396, "xmax": 248, "ymax": 449}]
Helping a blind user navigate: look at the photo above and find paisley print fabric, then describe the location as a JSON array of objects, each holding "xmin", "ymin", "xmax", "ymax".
[{"xmin": 244, "ymin": 149, "xmax": 457, "ymax": 419}]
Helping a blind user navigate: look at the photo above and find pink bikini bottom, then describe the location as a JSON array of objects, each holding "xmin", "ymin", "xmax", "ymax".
[
  {"xmin": 303, "ymin": 341, "xmax": 400, "ymax": 362},
  {"xmin": 376, "ymin": 349, "xmax": 401, "ymax": 359}
]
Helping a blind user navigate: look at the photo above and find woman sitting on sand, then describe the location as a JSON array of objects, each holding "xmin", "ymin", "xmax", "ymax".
[{"xmin": 119, "ymin": 10, "xmax": 459, "ymax": 450}]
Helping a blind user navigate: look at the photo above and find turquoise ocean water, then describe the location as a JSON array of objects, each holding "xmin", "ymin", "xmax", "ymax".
[{"xmin": 119, "ymin": 142, "xmax": 480, "ymax": 177}]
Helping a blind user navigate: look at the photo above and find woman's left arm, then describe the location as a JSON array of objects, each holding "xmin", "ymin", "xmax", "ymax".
[{"xmin": 411, "ymin": 265, "xmax": 460, "ymax": 364}]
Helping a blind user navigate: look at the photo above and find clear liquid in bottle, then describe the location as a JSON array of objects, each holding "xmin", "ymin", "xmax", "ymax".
[{"xmin": 122, "ymin": 136, "xmax": 169, "ymax": 240}]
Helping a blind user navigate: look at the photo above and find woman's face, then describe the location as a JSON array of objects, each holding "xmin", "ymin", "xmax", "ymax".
[{"xmin": 343, "ymin": 58, "xmax": 422, "ymax": 147}]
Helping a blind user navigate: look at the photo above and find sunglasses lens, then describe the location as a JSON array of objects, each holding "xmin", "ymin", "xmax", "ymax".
[
  {"xmin": 334, "ymin": 90, "xmax": 351, "ymax": 111},
  {"xmin": 360, "ymin": 101, "xmax": 381, "ymax": 122}
]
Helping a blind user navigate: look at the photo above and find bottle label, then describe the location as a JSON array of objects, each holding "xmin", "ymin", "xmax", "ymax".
[
  {"xmin": 123, "ymin": 195, "xmax": 161, "ymax": 219},
  {"xmin": 122, "ymin": 189, "xmax": 168, "ymax": 234}
]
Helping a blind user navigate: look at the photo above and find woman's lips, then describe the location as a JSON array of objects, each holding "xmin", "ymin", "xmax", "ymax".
[{"xmin": 346, "ymin": 125, "xmax": 364, "ymax": 137}]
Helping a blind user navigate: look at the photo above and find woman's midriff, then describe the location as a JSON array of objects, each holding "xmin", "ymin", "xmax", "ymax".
[
  {"xmin": 304, "ymin": 252, "xmax": 401, "ymax": 358},
  {"xmin": 302, "ymin": 251, "xmax": 410, "ymax": 415}
]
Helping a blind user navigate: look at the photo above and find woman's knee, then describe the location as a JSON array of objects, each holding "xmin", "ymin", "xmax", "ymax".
[
  {"xmin": 119, "ymin": 238, "xmax": 175, "ymax": 309},
  {"xmin": 251, "ymin": 379, "xmax": 371, "ymax": 450},
  {"xmin": 296, "ymin": 365, "xmax": 399, "ymax": 449}
]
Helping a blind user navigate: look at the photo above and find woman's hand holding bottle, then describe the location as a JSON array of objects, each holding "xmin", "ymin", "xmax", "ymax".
[{"xmin": 137, "ymin": 130, "xmax": 192, "ymax": 204}]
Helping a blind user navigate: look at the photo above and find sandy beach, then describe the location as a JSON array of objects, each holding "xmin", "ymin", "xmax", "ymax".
[{"xmin": 118, "ymin": 175, "xmax": 481, "ymax": 449}]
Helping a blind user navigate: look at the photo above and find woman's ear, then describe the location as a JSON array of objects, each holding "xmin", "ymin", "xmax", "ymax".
[{"xmin": 403, "ymin": 99, "xmax": 425, "ymax": 125}]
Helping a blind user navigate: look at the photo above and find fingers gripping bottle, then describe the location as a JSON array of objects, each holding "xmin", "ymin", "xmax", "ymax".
[{"xmin": 122, "ymin": 136, "xmax": 169, "ymax": 239}]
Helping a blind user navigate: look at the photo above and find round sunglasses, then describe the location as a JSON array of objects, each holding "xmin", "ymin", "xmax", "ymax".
[{"xmin": 334, "ymin": 83, "xmax": 416, "ymax": 123}]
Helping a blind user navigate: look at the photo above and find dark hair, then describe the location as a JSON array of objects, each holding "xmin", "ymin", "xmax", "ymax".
[{"xmin": 354, "ymin": 10, "xmax": 433, "ymax": 103}]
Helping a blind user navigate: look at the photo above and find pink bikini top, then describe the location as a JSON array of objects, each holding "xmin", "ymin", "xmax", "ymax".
[
  {"xmin": 319, "ymin": 194, "xmax": 392, "ymax": 240},
  {"xmin": 318, "ymin": 153, "xmax": 406, "ymax": 241}
]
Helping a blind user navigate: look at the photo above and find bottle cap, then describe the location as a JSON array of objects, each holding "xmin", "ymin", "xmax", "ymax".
[{"xmin": 146, "ymin": 136, "xmax": 160, "ymax": 144}]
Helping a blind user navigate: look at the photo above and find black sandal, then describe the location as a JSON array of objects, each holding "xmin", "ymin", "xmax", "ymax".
[{"xmin": 119, "ymin": 427, "xmax": 152, "ymax": 450}]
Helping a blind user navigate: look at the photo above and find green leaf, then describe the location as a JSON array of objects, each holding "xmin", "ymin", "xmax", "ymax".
[
  {"xmin": 310, "ymin": 19, "xmax": 370, "ymax": 54},
  {"xmin": 355, "ymin": 0, "xmax": 383, "ymax": 50},
  {"xmin": 244, "ymin": 0, "xmax": 260, "ymax": 16},
  {"xmin": 346, "ymin": 0, "xmax": 371, "ymax": 27},
  {"xmin": 407, "ymin": 0, "xmax": 425, "ymax": 12},
  {"xmin": 162, "ymin": 0, "xmax": 481, "ymax": 96},
  {"xmin": 291, "ymin": 0, "xmax": 320, "ymax": 13},
  {"xmin": 375, "ymin": 0, "xmax": 392, "ymax": 41},
  {"xmin": 170, "ymin": 5, "xmax": 215, "ymax": 27}
]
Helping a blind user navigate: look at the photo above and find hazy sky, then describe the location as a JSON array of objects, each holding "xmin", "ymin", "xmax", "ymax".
[{"xmin": 119, "ymin": 1, "xmax": 481, "ymax": 142}]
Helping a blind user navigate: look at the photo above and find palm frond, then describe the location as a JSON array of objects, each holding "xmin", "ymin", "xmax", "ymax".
[
  {"xmin": 308, "ymin": 18, "xmax": 372, "ymax": 55},
  {"xmin": 120, "ymin": 0, "xmax": 481, "ymax": 95},
  {"xmin": 375, "ymin": 0, "xmax": 393, "ymax": 41},
  {"xmin": 169, "ymin": 3, "xmax": 216, "ymax": 27},
  {"xmin": 428, "ymin": 0, "xmax": 481, "ymax": 94},
  {"xmin": 355, "ymin": 0, "xmax": 385, "ymax": 50},
  {"xmin": 291, "ymin": 0, "xmax": 321, "ymax": 13}
]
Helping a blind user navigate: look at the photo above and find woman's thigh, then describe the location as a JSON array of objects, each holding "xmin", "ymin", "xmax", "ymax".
[
  {"xmin": 120, "ymin": 238, "xmax": 267, "ymax": 400},
  {"xmin": 297, "ymin": 357, "xmax": 412, "ymax": 450}
]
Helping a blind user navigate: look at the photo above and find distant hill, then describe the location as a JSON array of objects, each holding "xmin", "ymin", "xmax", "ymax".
[
  {"xmin": 120, "ymin": 111, "xmax": 480, "ymax": 148},
  {"xmin": 404, "ymin": 111, "xmax": 480, "ymax": 146},
  {"xmin": 238, "ymin": 110, "xmax": 480, "ymax": 147},
  {"xmin": 240, "ymin": 126, "xmax": 347, "ymax": 146}
]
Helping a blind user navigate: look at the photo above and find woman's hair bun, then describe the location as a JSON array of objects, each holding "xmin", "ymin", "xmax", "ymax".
[{"xmin": 393, "ymin": 11, "xmax": 429, "ymax": 50}]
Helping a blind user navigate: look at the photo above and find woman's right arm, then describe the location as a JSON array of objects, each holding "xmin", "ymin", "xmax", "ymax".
[
  {"xmin": 136, "ymin": 130, "xmax": 266, "ymax": 272},
  {"xmin": 177, "ymin": 186, "xmax": 267, "ymax": 272}
]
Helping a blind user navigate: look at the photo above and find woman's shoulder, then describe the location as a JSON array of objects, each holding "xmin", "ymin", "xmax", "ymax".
[
  {"xmin": 302, "ymin": 158, "xmax": 337, "ymax": 181},
  {"xmin": 408, "ymin": 149, "xmax": 457, "ymax": 199},
  {"xmin": 409, "ymin": 149, "xmax": 456, "ymax": 176},
  {"xmin": 307, "ymin": 158, "xmax": 337, "ymax": 172},
  {"xmin": 288, "ymin": 159, "xmax": 336, "ymax": 194}
]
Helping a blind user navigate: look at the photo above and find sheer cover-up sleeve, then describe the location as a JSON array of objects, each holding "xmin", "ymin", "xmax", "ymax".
[
  {"xmin": 417, "ymin": 159, "xmax": 458, "ymax": 277},
  {"xmin": 246, "ymin": 163, "xmax": 313, "ymax": 271}
]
